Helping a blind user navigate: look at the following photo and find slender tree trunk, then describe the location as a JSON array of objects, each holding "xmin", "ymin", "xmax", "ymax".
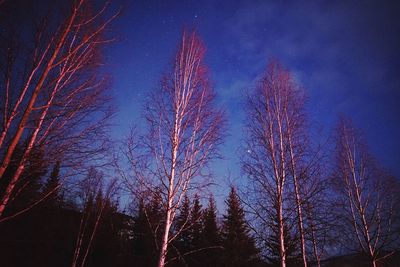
[
  {"xmin": 81, "ymin": 202, "xmax": 105, "ymax": 267},
  {"xmin": 287, "ymin": 133, "xmax": 307, "ymax": 267},
  {"xmin": 158, "ymin": 117, "xmax": 179, "ymax": 267},
  {"xmin": 0, "ymin": 68, "xmax": 37, "ymax": 150},
  {"xmin": 158, "ymin": 171, "xmax": 175, "ymax": 267},
  {"xmin": 349, "ymin": 145, "xmax": 376, "ymax": 266},
  {"xmin": 360, "ymin": 208, "xmax": 376, "ymax": 267},
  {"xmin": 0, "ymin": 171, "xmax": 19, "ymax": 215},
  {"xmin": 310, "ymin": 225, "xmax": 321, "ymax": 267},
  {"xmin": 293, "ymin": 181, "xmax": 307, "ymax": 267},
  {"xmin": 0, "ymin": 2, "xmax": 79, "ymax": 178},
  {"xmin": 158, "ymin": 207, "xmax": 172, "ymax": 267},
  {"xmin": 0, "ymin": 74, "xmax": 60, "ymax": 216},
  {"xmin": 278, "ymin": 192, "xmax": 286, "ymax": 267},
  {"xmin": 340, "ymin": 121, "xmax": 379, "ymax": 267},
  {"xmin": 306, "ymin": 202, "xmax": 321, "ymax": 267},
  {"xmin": 277, "ymin": 105, "xmax": 287, "ymax": 267},
  {"xmin": 72, "ymin": 204, "xmax": 91, "ymax": 267}
]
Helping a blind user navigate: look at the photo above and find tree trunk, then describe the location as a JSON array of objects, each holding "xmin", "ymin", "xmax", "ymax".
[
  {"xmin": 0, "ymin": 2, "xmax": 79, "ymax": 179},
  {"xmin": 0, "ymin": 75, "xmax": 60, "ymax": 216},
  {"xmin": 288, "ymin": 143, "xmax": 307, "ymax": 267},
  {"xmin": 158, "ymin": 114, "xmax": 179, "ymax": 267},
  {"xmin": 158, "ymin": 208, "xmax": 172, "ymax": 267},
  {"xmin": 278, "ymin": 191, "xmax": 286, "ymax": 267},
  {"xmin": 307, "ymin": 203, "xmax": 321, "ymax": 267}
]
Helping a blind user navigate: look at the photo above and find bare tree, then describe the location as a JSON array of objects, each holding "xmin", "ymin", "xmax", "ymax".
[
  {"xmin": 71, "ymin": 168, "xmax": 117, "ymax": 267},
  {"xmin": 302, "ymin": 166, "xmax": 332, "ymax": 267},
  {"xmin": 332, "ymin": 118, "xmax": 400, "ymax": 267},
  {"xmin": 127, "ymin": 30, "xmax": 225, "ymax": 267},
  {"xmin": 243, "ymin": 61, "xmax": 325, "ymax": 267},
  {"xmin": 0, "ymin": 0, "xmax": 117, "ymax": 217}
]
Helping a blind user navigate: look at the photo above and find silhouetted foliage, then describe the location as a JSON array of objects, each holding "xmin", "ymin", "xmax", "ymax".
[
  {"xmin": 0, "ymin": 145, "xmax": 48, "ymax": 215},
  {"xmin": 132, "ymin": 192, "xmax": 163, "ymax": 267},
  {"xmin": 42, "ymin": 160, "xmax": 62, "ymax": 207},
  {"xmin": 173, "ymin": 195, "xmax": 191, "ymax": 265},
  {"xmin": 264, "ymin": 220, "xmax": 301, "ymax": 267},
  {"xmin": 221, "ymin": 187, "xmax": 259, "ymax": 267},
  {"xmin": 200, "ymin": 195, "xmax": 222, "ymax": 267}
]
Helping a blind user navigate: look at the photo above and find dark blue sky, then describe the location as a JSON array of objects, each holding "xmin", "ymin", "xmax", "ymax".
[{"xmin": 106, "ymin": 0, "xmax": 400, "ymax": 196}]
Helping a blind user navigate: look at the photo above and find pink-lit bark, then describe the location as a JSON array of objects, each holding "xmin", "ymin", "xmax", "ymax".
[
  {"xmin": 135, "ymin": 30, "xmax": 225, "ymax": 267},
  {"xmin": 243, "ymin": 62, "xmax": 291, "ymax": 267},
  {"xmin": 71, "ymin": 170, "xmax": 117, "ymax": 267},
  {"xmin": 0, "ymin": 0, "xmax": 117, "ymax": 217},
  {"xmin": 243, "ymin": 61, "xmax": 320, "ymax": 267},
  {"xmin": 333, "ymin": 119, "xmax": 400, "ymax": 267}
]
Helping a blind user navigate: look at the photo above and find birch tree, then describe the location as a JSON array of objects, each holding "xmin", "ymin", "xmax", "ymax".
[
  {"xmin": 0, "ymin": 0, "xmax": 117, "ymax": 217},
  {"xmin": 139, "ymin": 30, "xmax": 225, "ymax": 267},
  {"xmin": 242, "ymin": 61, "xmax": 317, "ymax": 267},
  {"xmin": 332, "ymin": 119, "xmax": 400, "ymax": 267},
  {"xmin": 302, "ymin": 165, "xmax": 332, "ymax": 267},
  {"xmin": 71, "ymin": 168, "xmax": 117, "ymax": 267}
]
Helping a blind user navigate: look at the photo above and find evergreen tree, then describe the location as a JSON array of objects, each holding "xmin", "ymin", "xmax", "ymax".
[
  {"xmin": 221, "ymin": 187, "xmax": 259, "ymax": 267},
  {"xmin": 90, "ymin": 198, "xmax": 121, "ymax": 267},
  {"xmin": 189, "ymin": 194, "xmax": 203, "ymax": 249},
  {"xmin": 186, "ymin": 194, "xmax": 203, "ymax": 266},
  {"xmin": 42, "ymin": 160, "xmax": 63, "ymax": 206},
  {"xmin": 200, "ymin": 194, "xmax": 222, "ymax": 267},
  {"xmin": 174, "ymin": 195, "xmax": 191, "ymax": 263},
  {"xmin": 264, "ymin": 219, "xmax": 300, "ymax": 267},
  {"xmin": 172, "ymin": 194, "xmax": 204, "ymax": 267},
  {"xmin": 1, "ymin": 145, "xmax": 48, "ymax": 212},
  {"xmin": 132, "ymin": 199, "xmax": 151, "ymax": 263},
  {"xmin": 132, "ymin": 192, "xmax": 163, "ymax": 267}
]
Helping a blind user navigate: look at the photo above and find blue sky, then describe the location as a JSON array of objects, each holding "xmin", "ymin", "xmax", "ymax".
[{"xmin": 106, "ymin": 0, "xmax": 400, "ymax": 200}]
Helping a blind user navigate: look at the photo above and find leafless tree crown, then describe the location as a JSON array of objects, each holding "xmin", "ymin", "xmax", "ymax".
[{"xmin": 0, "ymin": 0, "xmax": 117, "ymax": 217}]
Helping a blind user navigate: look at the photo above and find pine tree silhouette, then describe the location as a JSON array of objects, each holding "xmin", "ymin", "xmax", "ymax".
[
  {"xmin": 2, "ymin": 145, "xmax": 48, "ymax": 212},
  {"xmin": 200, "ymin": 194, "xmax": 222, "ymax": 266},
  {"xmin": 133, "ymin": 191, "xmax": 163, "ymax": 266},
  {"xmin": 42, "ymin": 160, "xmax": 62, "ymax": 206},
  {"xmin": 174, "ymin": 195, "xmax": 191, "ymax": 265},
  {"xmin": 264, "ymin": 218, "xmax": 301, "ymax": 267},
  {"xmin": 221, "ymin": 187, "xmax": 259, "ymax": 267},
  {"xmin": 183, "ymin": 194, "xmax": 203, "ymax": 267}
]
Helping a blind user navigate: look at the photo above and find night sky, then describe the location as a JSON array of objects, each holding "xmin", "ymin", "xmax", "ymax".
[{"xmin": 106, "ymin": 0, "xmax": 400, "ymax": 196}]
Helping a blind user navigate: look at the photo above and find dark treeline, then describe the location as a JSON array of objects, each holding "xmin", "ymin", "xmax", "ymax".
[
  {"xmin": 0, "ymin": 163, "xmax": 263, "ymax": 267},
  {"xmin": 1, "ymin": 1, "xmax": 400, "ymax": 267}
]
